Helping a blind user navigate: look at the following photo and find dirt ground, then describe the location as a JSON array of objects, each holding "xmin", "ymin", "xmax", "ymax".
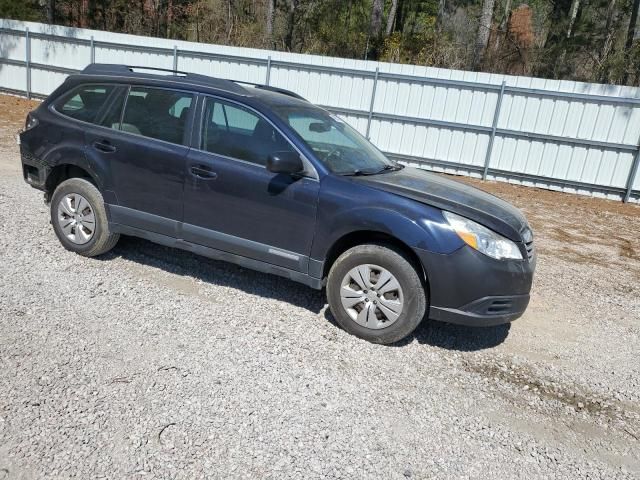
[{"xmin": 0, "ymin": 93, "xmax": 639, "ymax": 478}]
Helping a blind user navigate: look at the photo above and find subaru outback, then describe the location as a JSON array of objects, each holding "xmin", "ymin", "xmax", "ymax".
[{"xmin": 19, "ymin": 64, "xmax": 535, "ymax": 344}]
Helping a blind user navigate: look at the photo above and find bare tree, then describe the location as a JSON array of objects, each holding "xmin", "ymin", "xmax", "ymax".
[
  {"xmin": 494, "ymin": 0, "xmax": 511, "ymax": 49},
  {"xmin": 601, "ymin": 0, "xmax": 617, "ymax": 59},
  {"xmin": 284, "ymin": 0, "xmax": 298, "ymax": 51},
  {"xmin": 266, "ymin": 0, "xmax": 276, "ymax": 47},
  {"xmin": 367, "ymin": 0, "xmax": 384, "ymax": 58},
  {"xmin": 370, "ymin": 0, "xmax": 383, "ymax": 37},
  {"xmin": 386, "ymin": 0, "xmax": 399, "ymax": 36},
  {"xmin": 437, "ymin": 0, "xmax": 446, "ymax": 27},
  {"xmin": 566, "ymin": 0, "xmax": 580, "ymax": 38},
  {"xmin": 46, "ymin": 0, "xmax": 56, "ymax": 23},
  {"xmin": 624, "ymin": 0, "xmax": 640, "ymax": 83},
  {"xmin": 227, "ymin": 0, "xmax": 233, "ymax": 43},
  {"xmin": 167, "ymin": 0, "xmax": 174, "ymax": 38},
  {"xmin": 473, "ymin": 0, "xmax": 496, "ymax": 69}
]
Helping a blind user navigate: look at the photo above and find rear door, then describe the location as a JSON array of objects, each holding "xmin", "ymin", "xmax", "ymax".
[
  {"xmin": 182, "ymin": 96, "xmax": 320, "ymax": 272},
  {"xmin": 84, "ymin": 86, "xmax": 195, "ymax": 236}
]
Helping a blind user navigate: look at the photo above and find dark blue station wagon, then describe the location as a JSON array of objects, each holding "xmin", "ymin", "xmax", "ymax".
[{"xmin": 20, "ymin": 64, "xmax": 535, "ymax": 344}]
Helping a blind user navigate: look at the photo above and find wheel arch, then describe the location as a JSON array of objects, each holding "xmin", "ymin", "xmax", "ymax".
[
  {"xmin": 42, "ymin": 142, "xmax": 108, "ymax": 202},
  {"xmin": 322, "ymin": 230, "xmax": 429, "ymax": 293},
  {"xmin": 45, "ymin": 164, "xmax": 100, "ymax": 200}
]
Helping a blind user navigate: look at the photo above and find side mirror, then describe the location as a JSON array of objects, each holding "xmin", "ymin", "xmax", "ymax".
[{"xmin": 266, "ymin": 151, "xmax": 304, "ymax": 175}]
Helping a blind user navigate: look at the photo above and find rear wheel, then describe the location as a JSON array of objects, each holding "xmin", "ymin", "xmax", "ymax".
[
  {"xmin": 50, "ymin": 178, "xmax": 119, "ymax": 257},
  {"xmin": 326, "ymin": 244, "xmax": 427, "ymax": 344}
]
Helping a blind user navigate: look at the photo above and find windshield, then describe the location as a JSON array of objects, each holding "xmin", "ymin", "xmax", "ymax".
[{"xmin": 273, "ymin": 106, "xmax": 398, "ymax": 175}]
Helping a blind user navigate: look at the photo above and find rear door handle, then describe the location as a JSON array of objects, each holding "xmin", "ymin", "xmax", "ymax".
[
  {"xmin": 92, "ymin": 140, "xmax": 116, "ymax": 153},
  {"xmin": 190, "ymin": 165, "xmax": 217, "ymax": 179}
]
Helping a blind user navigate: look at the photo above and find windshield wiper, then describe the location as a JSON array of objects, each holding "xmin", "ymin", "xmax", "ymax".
[
  {"xmin": 377, "ymin": 164, "xmax": 404, "ymax": 173},
  {"xmin": 341, "ymin": 169, "xmax": 374, "ymax": 176},
  {"xmin": 341, "ymin": 164, "xmax": 404, "ymax": 176}
]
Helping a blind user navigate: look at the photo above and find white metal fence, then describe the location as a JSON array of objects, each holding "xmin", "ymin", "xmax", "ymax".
[{"xmin": 1, "ymin": 19, "xmax": 639, "ymax": 203}]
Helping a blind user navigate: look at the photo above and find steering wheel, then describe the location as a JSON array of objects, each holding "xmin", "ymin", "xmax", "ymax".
[{"xmin": 324, "ymin": 147, "xmax": 343, "ymax": 163}]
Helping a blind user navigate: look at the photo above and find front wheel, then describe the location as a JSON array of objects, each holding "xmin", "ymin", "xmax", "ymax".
[{"xmin": 326, "ymin": 244, "xmax": 427, "ymax": 344}]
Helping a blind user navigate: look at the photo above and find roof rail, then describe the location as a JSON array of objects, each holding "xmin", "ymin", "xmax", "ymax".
[
  {"xmin": 80, "ymin": 64, "xmax": 306, "ymax": 101},
  {"xmin": 232, "ymin": 80, "xmax": 307, "ymax": 101},
  {"xmin": 80, "ymin": 63, "xmax": 247, "ymax": 94},
  {"xmin": 82, "ymin": 64, "xmax": 198, "ymax": 79}
]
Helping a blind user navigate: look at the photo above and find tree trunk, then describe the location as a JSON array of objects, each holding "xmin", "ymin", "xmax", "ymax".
[
  {"xmin": 370, "ymin": 0, "xmax": 384, "ymax": 40},
  {"xmin": 557, "ymin": 0, "xmax": 581, "ymax": 68},
  {"xmin": 386, "ymin": 0, "xmax": 399, "ymax": 36},
  {"xmin": 284, "ymin": 0, "xmax": 297, "ymax": 52},
  {"xmin": 624, "ymin": 0, "xmax": 640, "ymax": 83},
  {"xmin": 566, "ymin": 0, "xmax": 580, "ymax": 38},
  {"xmin": 494, "ymin": 0, "xmax": 511, "ymax": 49},
  {"xmin": 437, "ymin": 0, "xmax": 446, "ymax": 27},
  {"xmin": 227, "ymin": 0, "xmax": 233, "ymax": 43},
  {"xmin": 266, "ymin": 0, "xmax": 275, "ymax": 47},
  {"xmin": 167, "ymin": 0, "xmax": 173, "ymax": 38},
  {"xmin": 600, "ymin": 0, "xmax": 617, "ymax": 60},
  {"xmin": 46, "ymin": 0, "xmax": 55, "ymax": 24},
  {"xmin": 472, "ymin": 0, "xmax": 496, "ymax": 70}
]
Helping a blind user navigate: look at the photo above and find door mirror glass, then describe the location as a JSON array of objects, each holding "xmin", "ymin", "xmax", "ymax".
[{"xmin": 267, "ymin": 151, "xmax": 304, "ymax": 175}]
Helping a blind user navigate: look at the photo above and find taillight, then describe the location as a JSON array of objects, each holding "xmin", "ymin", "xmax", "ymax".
[{"xmin": 24, "ymin": 113, "xmax": 39, "ymax": 131}]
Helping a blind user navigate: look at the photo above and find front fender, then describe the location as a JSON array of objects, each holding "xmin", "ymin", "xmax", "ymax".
[{"xmin": 311, "ymin": 204, "xmax": 463, "ymax": 261}]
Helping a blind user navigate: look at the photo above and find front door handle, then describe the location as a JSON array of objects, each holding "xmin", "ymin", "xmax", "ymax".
[
  {"xmin": 190, "ymin": 165, "xmax": 217, "ymax": 179},
  {"xmin": 92, "ymin": 140, "xmax": 116, "ymax": 153}
]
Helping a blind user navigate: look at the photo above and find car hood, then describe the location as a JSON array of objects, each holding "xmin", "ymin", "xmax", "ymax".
[{"xmin": 351, "ymin": 167, "xmax": 530, "ymax": 242}]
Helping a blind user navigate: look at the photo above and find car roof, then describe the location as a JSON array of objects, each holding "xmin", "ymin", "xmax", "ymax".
[{"xmin": 76, "ymin": 64, "xmax": 310, "ymax": 109}]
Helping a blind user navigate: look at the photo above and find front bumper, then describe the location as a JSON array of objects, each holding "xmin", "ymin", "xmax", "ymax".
[{"xmin": 415, "ymin": 245, "xmax": 535, "ymax": 327}]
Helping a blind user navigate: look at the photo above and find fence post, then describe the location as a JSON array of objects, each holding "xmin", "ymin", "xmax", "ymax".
[
  {"xmin": 365, "ymin": 67, "xmax": 379, "ymax": 139},
  {"xmin": 482, "ymin": 80, "xmax": 506, "ymax": 180},
  {"xmin": 173, "ymin": 45, "xmax": 178, "ymax": 73},
  {"xmin": 624, "ymin": 148, "xmax": 640, "ymax": 202},
  {"xmin": 90, "ymin": 36, "xmax": 95, "ymax": 63},
  {"xmin": 265, "ymin": 56, "xmax": 272, "ymax": 85},
  {"xmin": 25, "ymin": 27, "xmax": 31, "ymax": 99}
]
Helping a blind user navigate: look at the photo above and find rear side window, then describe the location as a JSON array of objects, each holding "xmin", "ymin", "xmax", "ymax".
[
  {"xmin": 119, "ymin": 87, "xmax": 193, "ymax": 144},
  {"xmin": 56, "ymin": 85, "xmax": 115, "ymax": 123},
  {"xmin": 201, "ymin": 98, "xmax": 294, "ymax": 165}
]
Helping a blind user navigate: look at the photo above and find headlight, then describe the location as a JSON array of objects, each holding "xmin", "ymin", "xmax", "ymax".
[{"xmin": 443, "ymin": 211, "xmax": 523, "ymax": 260}]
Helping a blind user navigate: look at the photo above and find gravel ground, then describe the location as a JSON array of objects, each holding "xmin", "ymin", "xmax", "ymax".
[{"xmin": 0, "ymin": 94, "xmax": 639, "ymax": 479}]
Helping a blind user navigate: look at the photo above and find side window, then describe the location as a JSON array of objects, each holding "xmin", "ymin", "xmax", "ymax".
[
  {"xmin": 120, "ymin": 87, "xmax": 193, "ymax": 144},
  {"xmin": 201, "ymin": 98, "xmax": 294, "ymax": 166},
  {"xmin": 56, "ymin": 85, "xmax": 115, "ymax": 123}
]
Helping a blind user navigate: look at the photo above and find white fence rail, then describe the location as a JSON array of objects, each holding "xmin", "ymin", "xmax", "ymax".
[{"xmin": 1, "ymin": 19, "xmax": 639, "ymax": 203}]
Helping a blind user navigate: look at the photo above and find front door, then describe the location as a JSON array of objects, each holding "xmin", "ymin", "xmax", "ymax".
[
  {"xmin": 182, "ymin": 96, "xmax": 319, "ymax": 272},
  {"xmin": 84, "ymin": 85, "xmax": 194, "ymax": 236}
]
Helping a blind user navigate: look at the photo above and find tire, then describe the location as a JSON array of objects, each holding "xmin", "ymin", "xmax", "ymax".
[
  {"xmin": 50, "ymin": 178, "xmax": 120, "ymax": 257},
  {"xmin": 326, "ymin": 243, "xmax": 427, "ymax": 344}
]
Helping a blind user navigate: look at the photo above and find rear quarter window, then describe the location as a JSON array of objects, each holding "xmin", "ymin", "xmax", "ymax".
[{"xmin": 55, "ymin": 85, "xmax": 116, "ymax": 124}]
